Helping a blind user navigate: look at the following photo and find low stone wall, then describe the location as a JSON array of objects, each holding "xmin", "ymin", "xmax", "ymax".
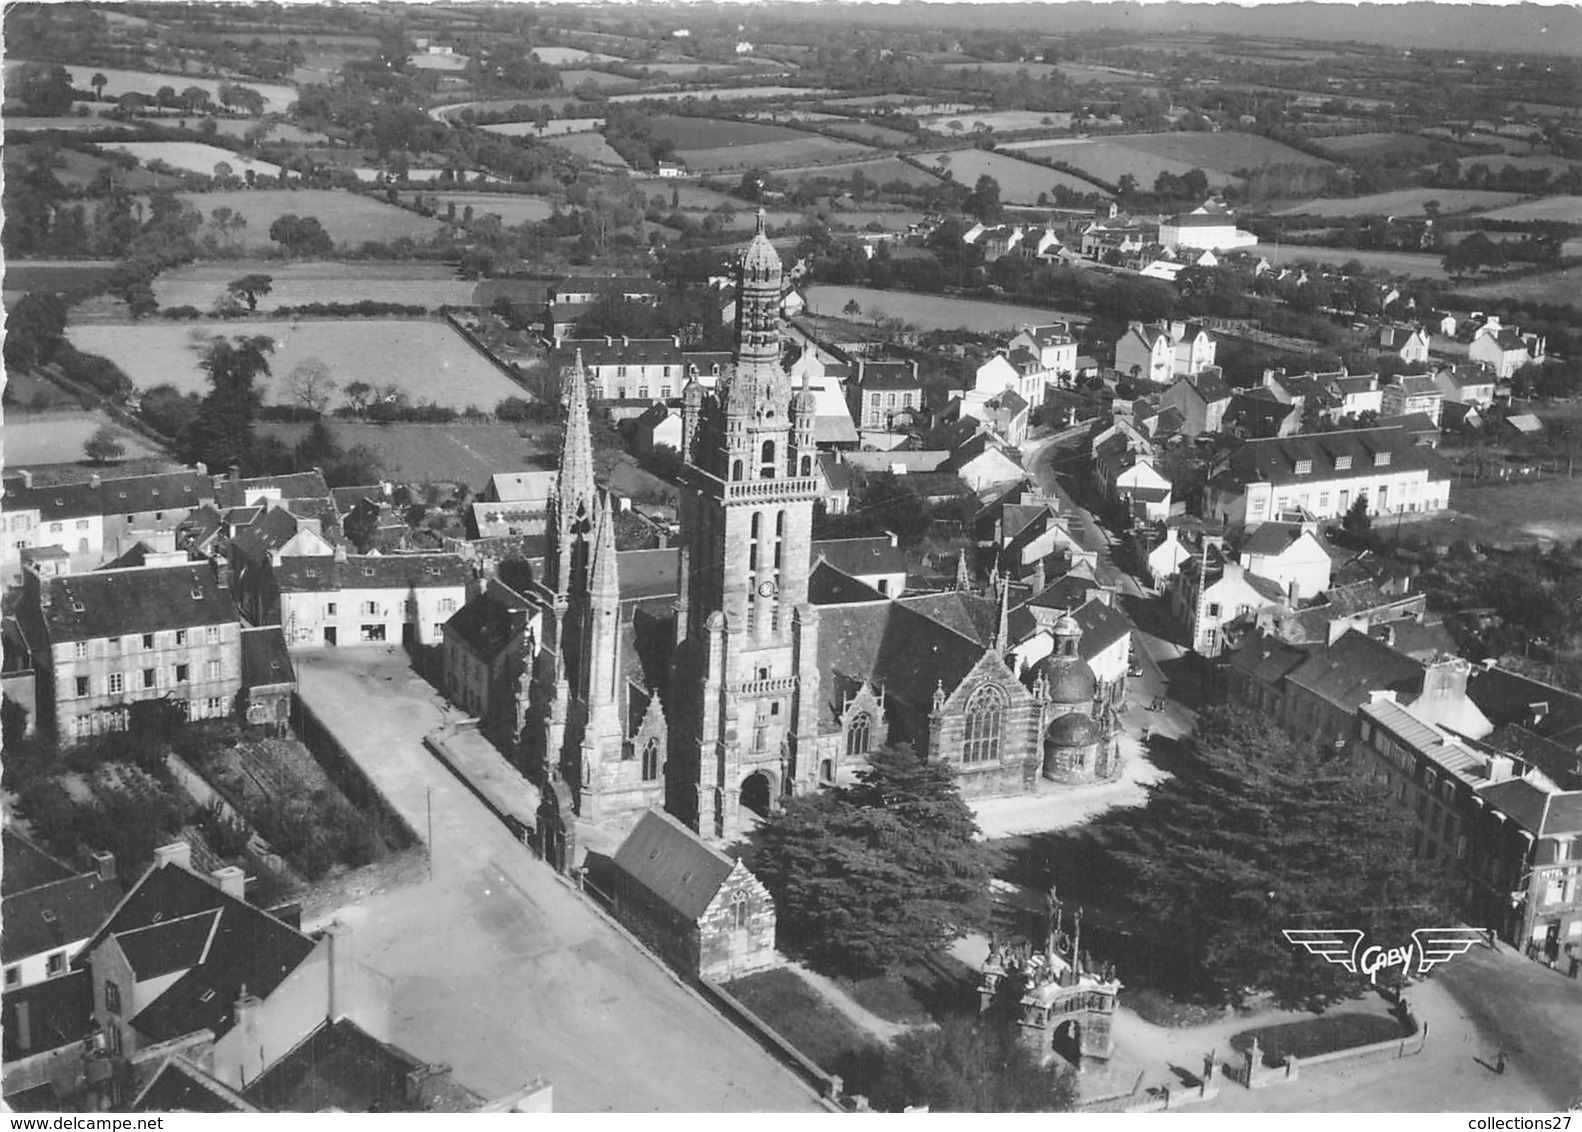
[
  {"xmin": 422, "ymin": 727, "xmax": 538, "ymax": 844},
  {"xmin": 295, "ymin": 694, "xmax": 422, "ymax": 849},
  {"xmin": 697, "ymin": 977, "xmax": 849, "ymax": 1110}
]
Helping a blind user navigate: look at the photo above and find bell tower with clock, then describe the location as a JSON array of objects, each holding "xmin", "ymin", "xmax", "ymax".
[{"xmin": 673, "ymin": 209, "xmax": 823, "ymax": 839}]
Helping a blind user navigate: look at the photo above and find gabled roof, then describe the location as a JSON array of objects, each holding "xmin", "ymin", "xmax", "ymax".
[
  {"xmin": 1388, "ymin": 374, "xmax": 1441, "ymax": 397},
  {"xmin": 35, "ymin": 564, "xmax": 237, "ymax": 643},
  {"xmin": 240, "ymin": 626, "xmax": 296, "ymax": 690},
  {"xmin": 1229, "ymin": 632, "xmax": 1318, "ymax": 686},
  {"xmin": 818, "ymin": 452, "xmax": 856, "ymax": 492},
  {"xmin": 214, "ymin": 471, "xmax": 331, "ymax": 509},
  {"xmin": 1285, "ymin": 630, "xmax": 1424, "ymax": 711},
  {"xmin": 1071, "ymin": 597, "xmax": 1132, "ymax": 657},
  {"xmin": 274, "ymin": 554, "xmax": 472, "ymax": 593},
  {"xmin": 612, "ymin": 809, "xmax": 738, "ymax": 921},
  {"xmin": 617, "ymin": 547, "xmax": 680, "ymax": 602},
  {"xmin": 1241, "ymin": 521, "xmax": 1316, "ymax": 559},
  {"xmin": 133, "ymin": 1058, "xmax": 263, "ymax": 1113},
  {"xmin": 1219, "ymin": 427, "xmax": 1443, "ymax": 487},
  {"xmin": 1183, "ymin": 369, "xmax": 1231, "ymax": 403},
  {"xmin": 1467, "ymin": 667, "xmax": 1582, "ymax": 739},
  {"xmin": 812, "ymin": 535, "xmax": 906, "ymax": 578},
  {"xmin": 1479, "ymin": 778, "xmax": 1582, "ymax": 838},
  {"xmin": 4, "ymin": 471, "xmax": 214, "ymax": 522},
  {"xmin": 243, "ymin": 1018, "xmax": 483, "ymax": 1113},
  {"xmin": 896, "ymin": 591, "xmax": 998, "ymax": 646},
  {"xmin": 2, "ymin": 831, "xmax": 76, "ymax": 896},
  {"xmin": 116, "ymin": 909, "xmax": 222, "ymax": 981},
  {"xmin": 443, "ymin": 580, "xmax": 535, "ymax": 663},
  {"xmin": 1376, "ymin": 413, "xmax": 1439, "ymax": 436},
  {"xmin": 808, "ymin": 560, "xmax": 887, "ymax": 605},
  {"xmin": 816, "ymin": 600, "xmax": 989, "ymax": 725},
  {"xmin": 3, "ymin": 870, "xmax": 123, "ymax": 962}
]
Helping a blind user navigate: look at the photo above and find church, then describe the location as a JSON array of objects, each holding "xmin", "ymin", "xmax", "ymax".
[{"xmin": 520, "ymin": 214, "xmax": 1120, "ymax": 853}]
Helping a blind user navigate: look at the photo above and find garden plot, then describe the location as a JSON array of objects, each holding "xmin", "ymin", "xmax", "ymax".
[
  {"xmin": 803, "ymin": 285, "xmax": 1083, "ymax": 333},
  {"xmin": 178, "ymin": 189, "xmax": 444, "ymax": 246},
  {"xmin": 152, "ymin": 261, "xmax": 476, "ymax": 310},
  {"xmin": 917, "ymin": 149, "xmax": 1109, "ymax": 202},
  {"xmin": 1274, "ymin": 188, "xmax": 1524, "ymax": 218},
  {"xmin": 4, "ymin": 61, "xmax": 297, "ymax": 110},
  {"xmin": 67, "ymin": 319, "xmax": 523, "ymax": 411},
  {"xmin": 543, "ymin": 132, "xmax": 629, "ymax": 167},
  {"xmin": 425, "ymin": 192, "xmax": 555, "ymax": 225},
  {"xmin": 103, "ymin": 140, "xmax": 281, "ymax": 179},
  {"xmin": 480, "ymin": 117, "xmax": 604, "ymax": 137}
]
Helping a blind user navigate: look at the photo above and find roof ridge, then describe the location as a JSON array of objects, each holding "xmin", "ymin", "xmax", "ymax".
[{"xmin": 115, "ymin": 906, "xmax": 222, "ymax": 940}]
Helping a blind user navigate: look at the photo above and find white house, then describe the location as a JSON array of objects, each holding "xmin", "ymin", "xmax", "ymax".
[
  {"xmin": 1432, "ymin": 364, "xmax": 1497, "ymax": 407},
  {"xmin": 1239, "ymin": 520, "xmax": 1332, "ymax": 602},
  {"xmin": 1470, "ymin": 323, "xmax": 1544, "ymax": 379},
  {"xmin": 1380, "ymin": 373, "xmax": 1444, "ymax": 427},
  {"xmin": 1157, "ymin": 202, "xmax": 1258, "ymax": 251},
  {"xmin": 274, "ymin": 551, "xmax": 473, "ymax": 649},
  {"xmin": 1146, "ymin": 527, "xmax": 1193, "ymax": 587},
  {"xmin": 1008, "ymin": 323, "xmax": 1079, "ymax": 387},
  {"xmin": 1378, "ymin": 325, "xmax": 1431, "ymax": 365},
  {"xmin": 1114, "ymin": 320, "xmax": 1217, "ymax": 383},
  {"xmin": 1173, "ymin": 546, "xmax": 1287, "ymax": 657},
  {"xmin": 1114, "ymin": 459, "xmax": 1173, "ymax": 523}
]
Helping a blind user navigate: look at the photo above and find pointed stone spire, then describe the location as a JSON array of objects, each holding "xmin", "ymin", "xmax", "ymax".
[
  {"xmin": 995, "ymin": 575, "xmax": 1011, "ymax": 654},
  {"xmin": 557, "ymin": 350, "xmax": 597, "ymax": 530},
  {"xmin": 589, "ymin": 491, "xmax": 619, "ymax": 603},
  {"xmin": 954, "ymin": 548, "xmax": 972, "ymax": 592}
]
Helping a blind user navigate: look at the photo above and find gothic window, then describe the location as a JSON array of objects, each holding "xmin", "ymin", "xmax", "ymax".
[
  {"xmin": 775, "ymin": 511, "xmax": 785, "ymax": 536},
  {"xmin": 731, "ymin": 889, "xmax": 749, "ymax": 930},
  {"xmin": 847, "ymin": 712, "xmax": 872, "ymax": 759},
  {"xmin": 801, "ymin": 456, "xmax": 812, "ymax": 476},
  {"xmin": 642, "ymin": 738, "xmax": 660, "ymax": 782},
  {"xmin": 963, "ymin": 684, "xmax": 1007, "ymax": 764},
  {"xmin": 733, "ymin": 459, "xmax": 744, "ymax": 481},
  {"xmin": 760, "ymin": 439, "xmax": 776, "ymax": 478}
]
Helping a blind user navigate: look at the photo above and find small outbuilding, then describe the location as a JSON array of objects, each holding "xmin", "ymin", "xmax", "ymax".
[{"xmin": 609, "ymin": 809, "xmax": 777, "ymax": 980}]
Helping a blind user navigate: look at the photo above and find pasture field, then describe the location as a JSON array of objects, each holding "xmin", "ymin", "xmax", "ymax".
[
  {"xmin": 421, "ymin": 191, "xmax": 553, "ymax": 225},
  {"xmin": 1256, "ymin": 243, "xmax": 1448, "ymax": 279},
  {"xmin": 919, "ymin": 110, "xmax": 1073, "ymax": 134},
  {"xmin": 4, "ymin": 259, "xmax": 122, "ymax": 299},
  {"xmin": 1312, "ymin": 132, "xmax": 1435, "ymax": 158},
  {"xmin": 1480, "ymin": 196, "xmax": 1582, "ymax": 223},
  {"xmin": 151, "ymin": 261, "xmax": 476, "ymax": 310},
  {"xmin": 530, "ymin": 46, "xmax": 623, "ymax": 65},
  {"xmin": 1057, "ymin": 63, "xmax": 1153, "ymax": 84},
  {"xmin": 6, "ymin": 148, "xmax": 168, "ymax": 191},
  {"xmin": 1274, "ymin": 188, "xmax": 1523, "ymax": 217},
  {"xmin": 817, "ymin": 120, "xmax": 916, "ymax": 146},
  {"xmin": 1004, "ymin": 136, "xmax": 1240, "ymax": 190},
  {"xmin": 177, "ymin": 189, "xmax": 444, "ymax": 245},
  {"xmin": 607, "ymin": 86, "xmax": 830, "ymax": 104},
  {"xmin": 1458, "ymin": 265, "xmax": 1582, "ymax": 309},
  {"xmin": 258, "ymin": 422, "xmax": 555, "ymax": 489},
  {"xmin": 406, "ymin": 52, "xmax": 468, "ymax": 71},
  {"xmin": 480, "ymin": 117, "xmax": 604, "ymax": 137},
  {"xmin": 66, "ymin": 319, "xmax": 524, "ymax": 411},
  {"xmin": 1453, "ymin": 155, "xmax": 1582, "ymax": 176},
  {"xmin": 139, "ymin": 116, "xmax": 331, "ymax": 144},
  {"xmin": 5, "ymin": 116, "xmax": 135, "ymax": 133},
  {"xmin": 433, "ymin": 97, "xmax": 585, "ymax": 122},
  {"xmin": 1107, "ymin": 131, "xmax": 1328, "ymax": 173},
  {"xmin": 1422, "ymin": 128, "xmax": 1535, "ymax": 154},
  {"xmin": 677, "ymin": 136, "xmax": 876, "ymax": 174},
  {"xmin": 648, "ymin": 115, "xmax": 806, "ymax": 148},
  {"xmin": 939, "ymin": 61, "xmax": 1064, "ymax": 78},
  {"xmin": 2, "ymin": 410, "xmax": 164, "ymax": 466},
  {"xmin": 774, "ymin": 157, "xmax": 941, "ymax": 187},
  {"xmin": 1401, "ymin": 475, "xmax": 1582, "ymax": 547},
  {"xmin": 557, "ymin": 69, "xmax": 643, "ymax": 90},
  {"xmin": 103, "ymin": 141, "xmax": 281, "ymax": 179},
  {"xmin": 542, "ymin": 132, "xmax": 629, "ymax": 167},
  {"xmin": 803, "ymin": 284, "xmax": 1082, "ymax": 332},
  {"xmin": 4, "ymin": 62, "xmax": 297, "ymax": 111},
  {"xmin": 917, "ymin": 149, "xmax": 1110, "ymax": 202}
]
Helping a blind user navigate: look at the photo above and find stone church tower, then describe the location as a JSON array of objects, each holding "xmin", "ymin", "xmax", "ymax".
[{"xmin": 672, "ymin": 210, "xmax": 824, "ymax": 839}]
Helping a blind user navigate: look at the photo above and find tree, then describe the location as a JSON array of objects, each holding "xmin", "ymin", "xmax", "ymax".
[
  {"xmin": 843, "ymin": 298, "xmax": 863, "ymax": 318},
  {"xmin": 1342, "ymin": 493, "xmax": 1373, "ymax": 541},
  {"xmin": 91, "ymin": 72, "xmax": 108, "ymax": 100},
  {"xmin": 268, "ymin": 214, "xmax": 334, "ymax": 257},
  {"xmin": 746, "ymin": 746, "xmax": 993, "ymax": 975},
  {"xmin": 965, "ymin": 174, "xmax": 1004, "ymax": 223},
  {"xmin": 156, "ymin": 85, "xmax": 177, "ymax": 111},
  {"xmin": 138, "ymin": 383, "xmax": 201, "ymax": 438},
  {"xmin": 843, "ymin": 1016, "xmax": 1077, "ymax": 1112},
  {"xmin": 181, "ymin": 85, "xmax": 211, "ymax": 114},
  {"xmin": 3, "ymin": 291, "xmax": 69, "ymax": 371},
  {"xmin": 286, "ymin": 357, "xmax": 337, "ymax": 414},
  {"xmin": 1059, "ymin": 707, "xmax": 1455, "ymax": 1008},
  {"xmin": 83, "ymin": 426, "xmax": 126, "ymax": 465},
  {"xmin": 343, "ymin": 381, "xmax": 374, "ymax": 414},
  {"xmin": 16, "ymin": 64, "xmax": 74, "ymax": 116},
  {"xmin": 226, "ymin": 273, "xmax": 273, "ymax": 311},
  {"xmin": 183, "ymin": 335, "xmax": 274, "ymax": 472}
]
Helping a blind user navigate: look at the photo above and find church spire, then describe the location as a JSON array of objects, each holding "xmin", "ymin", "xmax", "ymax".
[
  {"xmin": 954, "ymin": 548, "xmax": 972, "ymax": 592},
  {"xmin": 558, "ymin": 350, "xmax": 597, "ymax": 529},
  {"xmin": 589, "ymin": 490, "xmax": 619, "ymax": 604},
  {"xmin": 995, "ymin": 573, "xmax": 1011, "ymax": 654}
]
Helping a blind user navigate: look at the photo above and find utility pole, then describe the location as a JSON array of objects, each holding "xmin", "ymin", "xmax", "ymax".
[{"xmin": 426, "ymin": 787, "xmax": 434, "ymax": 881}]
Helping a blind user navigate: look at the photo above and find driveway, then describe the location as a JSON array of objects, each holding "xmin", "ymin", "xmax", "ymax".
[{"xmin": 294, "ymin": 650, "xmax": 823, "ymax": 1113}]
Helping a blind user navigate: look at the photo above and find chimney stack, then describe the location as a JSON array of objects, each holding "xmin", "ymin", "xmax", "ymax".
[
  {"xmin": 325, "ymin": 921, "xmax": 356, "ymax": 1021},
  {"xmin": 152, "ymin": 842, "xmax": 193, "ymax": 872},
  {"xmin": 333, "ymin": 544, "xmax": 348, "ymax": 564},
  {"xmin": 211, "ymin": 866, "xmax": 246, "ymax": 901},
  {"xmin": 92, "ymin": 851, "xmax": 116, "ymax": 883},
  {"xmin": 20, "ymin": 469, "xmax": 33, "ymax": 489},
  {"xmin": 90, "ymin": 473, "xmax": 102, "ymax": 490}
]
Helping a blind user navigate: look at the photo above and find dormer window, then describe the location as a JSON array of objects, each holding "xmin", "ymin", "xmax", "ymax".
[
  {"xmin": 1293, "ymin": 459, "xmax": 1313, "ymax": 476},
  {"xmin": 1335, "ymin": 455, "xmax": 1353, "ymax": 470},
  {"xmin": 363, "ymin": 566, "xmax": 375, "ymax": 577},
  {"xmin": 1374, "ymin": 451, "xmax": 1392, "ymax": 467},
  {"xmin": 190, "ymin": 588, "xmax": 203, "ymax": 600}
]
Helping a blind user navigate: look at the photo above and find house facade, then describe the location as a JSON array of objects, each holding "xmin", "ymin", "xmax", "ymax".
[
  {"xmin": 1158, "ymin": 367, "xmax": 1231, "ymax": 437},
  {"xmin": 1380, "ymin": 374, "xmax": 1445, "ymax": 427},
  {"xmin": 272, "ymin": 551, "xmax": 473, "ymax": 649}
]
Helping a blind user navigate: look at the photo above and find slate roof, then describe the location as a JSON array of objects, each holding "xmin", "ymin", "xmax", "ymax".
[
  {"xmin": 1284, "ymin": 630, "xmax": 1424, "ymax": 711},
  {"xmin": 485, "ymin": 467, "xmax": 557, "ymax": 503},
  {"xmin": 443, "ymin": 581, "xmax": 535, "ymax": 663},
  {"xmin": 818, "ymin": 453, "xmax": 856, "ymax": 492},
  {"xmin": 1388, "ymin": 374, "xmax": 1441, "ymax": 397},
  {"xmin": 273, "ymin": 554, "xmax": 472, "ymax": 593},
  {"xmin": 551, "ymin": 339, "xmax": 683, "ymax": 370},
  {"xmin": 1, "ymin": 970, "xmax": 96, "ymax": 1064},
  {"xmin": 809, "ymin": 560, "xmax": 886, "ymax": 605},
  {"xmin": 812, "ymin": 536, "xmax": 906, "ymax": 579},
  {"xmin": 3, "ymin": 870, "xmax": 123, "ymax": 962},
  {"xmin": 78, "ymin": 863, "xmax": 315, "ymax": 1046},
  {"xmin": 1071, "ymin": 597, "xmax": 1133, "ymax": 657},
  {"xmin": 1229, "ymin": 632, "xmax": 1318, "ymax": 686},
  {"xmin": 214, "ymin": 471, "xmax": 331, "ymax": 509},
  {"xmin": 1183, "ymin": 369, "xmax": 1231, "ymax": 403},
  {"xmin": 1371, "ymin": 618, "xmax": 1457, "ymax": 662},
  {"xmin": 329, "ymin": 485, "xmax": 392, "ymax": 513},
  {"xmin": 1486, "ymin": 724, "xmax": 1582, "ymax": 790},
  {"xmin": 1479, "ymin": 778, "xmax": 1582, "ymax": 837},
  {"xmin": 1026, "ymin": 572, "xmax": 1099, "ymax": 613},
  {"xmin": 240, "ymin": 626, "xmax": 295, "ymax": 690},
  {"xmin": 244, "ymin": 1018, "xmax": 483, "ymax": 1113},
  {"xmin": 35, "ymin": 564, "xmax": 237, "ymax": 643},
  {"xmin": 849, "ymin": 361, "xmax": 921, "ymax": 390},
  {"xmin": 1467, "ymin": 667, "xmax": 1582, "ymax": 739},
  {"xmin": 4, "ymin": 471, "xmax": 214, "ymax": 522},
  {"xmin": 116, "ymin": 909, "xmax": 222, "ymax": 981},
  {"xmin": 2, "ymin": 831, "xmax": 75, "ymax": 896},
  {"xmin": 896, "ymin": 591, "xmax": 998, "ymax": 646},
  {"xmin": 1377, "ymin": 413, "xmax": 1439, "ymax": 436},
  {"xmin": 816, "ymin": 600, "xmax": 987, "ymax": 726},
  {"xmin": 132, "ymin": 1058, "xmax": 262, "ymax": 1113},
  {"xmin": 618, "ymin": 548, "xmax": 680, "ymax": 602},
  {"xmin": 1218, "ymin": 427, "xmax": 1443, "ymax": 487},
  {"xmin": 1241, "ymin": 521, "xmax": 1312, "ymax": 558},
  {"xmin": 612, "ymin": 809, "xmax": 737, "ymax": 921}
]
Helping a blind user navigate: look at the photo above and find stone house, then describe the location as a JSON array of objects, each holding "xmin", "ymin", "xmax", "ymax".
[
  {"xmin": 270, "ymin": 550, "xmax": 473, "ymax": 650},
  {"xmin": 609, "ymin": 810, "xmax": 777, "ymax": 981},
  {"xmin": 1380, "ymin": 374, "xmax": 1445, "ymax": 427},
  {"xmin": 441, "ymin": 579, "xmax": 545, "ymax": 742},
  {"xmin": 1158, "ymin": 366, "xmax": 1232, "ymax": 437},
  {"xmin": 238, "ymin": 626, "xmax": 296, "ymax": 734}
]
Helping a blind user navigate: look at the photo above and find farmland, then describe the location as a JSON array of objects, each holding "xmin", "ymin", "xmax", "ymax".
[
  {"xmin": 1311, "ymin": 132, "xmax": 1426, "ymax": 158},
  {"xmin": 918, "ymin": 110, "xmax": 1073, "ymax": 134},
  {"xmin": 803, "ymin": 284, "xmax": 1082, "ymax": 332},
  {"xmin": 146, "ymin": 116, "xmax": 330, "ymax": 144},
  {"xmin": 1458, "ymin": 265, "xmax": 1582, "ymax": 309},
  {"xmin": 406, "ymin": 52, "xmax": 468, "ymax": 71},
  {"xmin": 102, "ymin": 140, "xmax": 281, "ymax": 179},
  {"xmin": 2, "ymin": 410, "xmax": 164, "ymax": 467},
  {"xmin": 773, "ymin": 157, "xmax": 942, "ymax": 187},
  {"xmin": 480, "ymin": 117, "xmax": 604, "ymax": 137},
  {"xmin": 176, "ymin": 189, "xmax": 444, "ymax": 246},
  {"xmin": 917, "ymin": 149, "xmax": 1110, "ymax": 202},
  {"xmin": 1451, "ymin": 155, "xmax": 1582, "ymax": 176},
  {"xmin": 939, "ymin": 61, "xmax": 1064, "ymax": 78},
  {"xmin": 542, "ymin": 132, "xmax": 628, "ymax": 166},
  {"xmin": 426, "ymin": 192, "xmax": 555, "ymax": 225},
  {"xmin": 6, "ymin": 116, "xmax": 135, "ymax": 133},
  {"xmin": 1110, "ymin": 133, "xmax": 1328, "ymax": 174},
  {"xmin": 530, "ymin": 46, "xmax": 623, "ymax": 64},
  {"xmin": 677, "ymin": 136, "xmax": 876, "ymax": 174},
  {"xmin": 258, "ymin": 422, "xmax": 556, "ymax": 489},
  {"xmin": 151, "ymin": 261, "xmax": 477, "ymax": 310},
  {"xmin": 4, "ymin": 259, "xmax": 122, "ymax": 301},
  {"xmin": 66, "ymin": 320, "xmax": 524, "ymax": 410},
  {"xmin": 1480, "ymin": 196, "xmax": 1582, "ymax": 223},
  {"xmin": 816, "ymin": 120, "xmax": 916, "ymax": 146},
  {"xmin": 557, "ymin": 69, "xmax": 642, "ymax": 90},
  {"xmin": 3, "ymin": 61, "xmax": 296, "ymax": 110},
  {"xmin": 1005, "ymin": 136, "xmax": 1240, "ymax": 190},
  {"xmin": 1257, "ymin": 243, "xmax": 1449, "ymax": 279},
  {"xmin": 1274, "ymin": 188, "xmax": 1524, "ymax": 217},
  {"xmin": 648, "ymin": 116, "xmax": 808, "ymax": 148},
  {"xmin": 607, "ymin": 86, "xmax": 831, "ymax": 104}
]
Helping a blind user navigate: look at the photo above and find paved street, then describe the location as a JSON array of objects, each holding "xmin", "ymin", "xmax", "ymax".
[{"xmin": 294, "ymin": 650, "xmax": 823, "ymax": 1113}]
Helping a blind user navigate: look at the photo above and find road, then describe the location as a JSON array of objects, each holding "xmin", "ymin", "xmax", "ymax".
[{"xmin": 294, "ymin": 650, "xmax": 824, "ymax": 1113}]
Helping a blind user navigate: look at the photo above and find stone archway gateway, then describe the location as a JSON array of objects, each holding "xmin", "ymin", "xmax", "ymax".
[{"xmin": 740, "ymin": 770, "xmax": 772, "ymax": 817}]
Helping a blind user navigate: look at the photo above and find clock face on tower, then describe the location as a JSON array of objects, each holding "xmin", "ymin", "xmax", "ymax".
[{"xmin": 757, "ymin": 580, "xmax": 778, "ymax": 597}]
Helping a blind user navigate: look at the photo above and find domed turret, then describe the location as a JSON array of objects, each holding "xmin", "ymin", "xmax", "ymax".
[
  {"xmin": 1046, "ymin": 711, "xmax": 1100, "ymax": 749},
  {"xmin": 741, "ymin": 207, "xmax": 782, "ymax": 281},
  {"xmin": 1038, "ymin": 611, "xmax": 1096, "ymax": 706}
]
